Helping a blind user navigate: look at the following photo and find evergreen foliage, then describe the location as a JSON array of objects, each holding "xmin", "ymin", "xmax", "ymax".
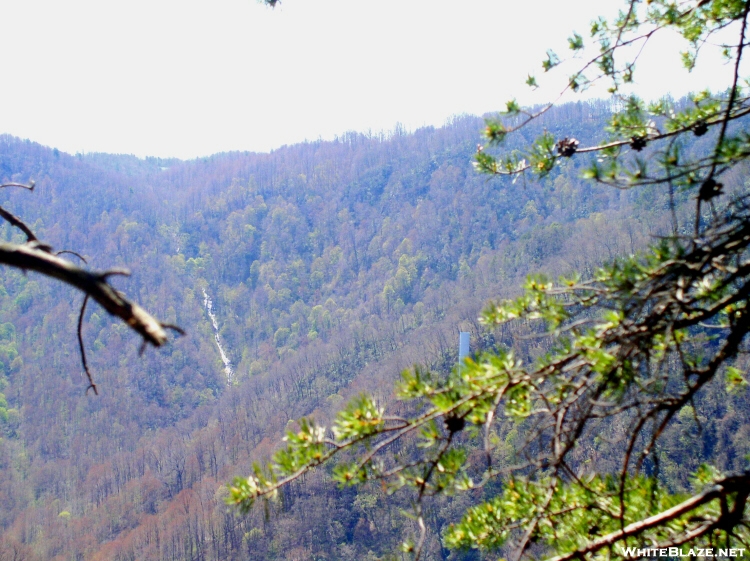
[
  {"xmin": 0, "ymin": 104, "xmax": 667, "ymax": 560},
  {"xmin": 228, "ymin": 1, "xmax": 750, "ymax": 559}
]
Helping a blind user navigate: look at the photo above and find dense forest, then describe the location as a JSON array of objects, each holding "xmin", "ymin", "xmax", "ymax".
[{"xmin": 0, "ymin": 100, "xmax": 744, "ymax": 561}]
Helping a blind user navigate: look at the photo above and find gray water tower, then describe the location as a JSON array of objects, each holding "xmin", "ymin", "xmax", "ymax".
[{"xmin": 459, "ymin": 331, "xmax": 470, "ymax": 366}]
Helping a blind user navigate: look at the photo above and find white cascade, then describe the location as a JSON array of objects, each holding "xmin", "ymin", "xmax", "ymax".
[{"xmin": 202, "ymin": 287, "xmax": 234, "ymax": 383}]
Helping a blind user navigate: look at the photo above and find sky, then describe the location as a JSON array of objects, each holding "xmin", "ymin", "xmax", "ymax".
[{"xmin": 0, "ymin": 0, "xmax": 736, "ymax": 159}]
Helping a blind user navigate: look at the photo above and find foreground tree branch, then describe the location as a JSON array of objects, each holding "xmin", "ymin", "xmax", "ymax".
[
  {"xmin": 0, "ymin": 241, "xmax": 168, "ymax": 346},
  {"xmin": 548, "ymin": 473, "xmax": 750, "ymax": 561},
  {"xmin": 231, "ymin": 2, "xmax": 750, "ymax": 559},
  {"xmin": 0, "ymin": 180, "xmax": 174, "ymax": 392}
]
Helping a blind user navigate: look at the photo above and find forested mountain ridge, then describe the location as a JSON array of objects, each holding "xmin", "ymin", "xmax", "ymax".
[{"xmin": 0, "ymin": 100, "xmax": 739, "ymax": 560}]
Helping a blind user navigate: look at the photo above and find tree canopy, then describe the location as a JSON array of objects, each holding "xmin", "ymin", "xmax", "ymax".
[{"xmin": 229, "ymin": 1, "xmax": 750, "ymax": 559}]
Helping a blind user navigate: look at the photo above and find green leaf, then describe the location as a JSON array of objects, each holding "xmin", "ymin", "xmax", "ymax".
[
  {"xmin": 542, "ymin": 50, "xmax": 560, "ymax": 72},
  {"xmin": 725, "ymin": 366, "xmax": 748, "ymax": 394},
  {"xmin": 568, "ymin": 32, "xmax": 584, "ymax": 50}
]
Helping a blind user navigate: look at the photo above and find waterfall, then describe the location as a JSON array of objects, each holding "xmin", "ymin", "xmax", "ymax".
[{"xmin": 202, "ymin": 287, "xmax": 234, "ymax": 383}]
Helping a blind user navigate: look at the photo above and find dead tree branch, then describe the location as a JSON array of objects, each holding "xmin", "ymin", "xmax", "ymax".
[
  {"xmin": 0, "ymin": 241, "xmax": 168, "ymax": 346},
  {"xmin": 0, "ymin": 180, "xmax": 175, "ymax": 391}
]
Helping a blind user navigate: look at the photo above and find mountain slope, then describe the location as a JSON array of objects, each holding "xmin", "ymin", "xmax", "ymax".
[{"xmin": 0, "ymin": 101, "xmax": 715, "ymax": 560}]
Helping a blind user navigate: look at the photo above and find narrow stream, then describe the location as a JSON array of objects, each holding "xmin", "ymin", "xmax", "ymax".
[{"xmin": 202, "ymin": 287, "xmax": 234, "ymax": 384}]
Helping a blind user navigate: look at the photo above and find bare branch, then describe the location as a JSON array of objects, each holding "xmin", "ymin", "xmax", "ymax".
[
  {"xmin": 0, "ymin": 205, "xmax": 40, "ymax": 244},
  {"xmin": 547, "ymin": 474, "xmax": 750, "ymax": 561},
  {"xmin": 99, "ymin": 268, "xmax": 131, "ymax": 279},
  {"xmin": 0, "ymin": 182, "xmax": 34, "ymax": 191},
  {"xmin": 0, "ymin": 241, "xmax": 167, "ymax": 346},
  {"xmin": 77, "ymin": 294, "xmax": 97, "ymax": 396},
  {"xmin": 56, "ymin": 250, "xmax": 87, "ymax": 264},
  {"xmin": 161, "ymin": 323, "xmax": 186, "ymax": 335}
]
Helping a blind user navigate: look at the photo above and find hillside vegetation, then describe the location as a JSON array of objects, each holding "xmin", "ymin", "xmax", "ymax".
[{"xmin": 0, "ymin": 101, "xmax": 737, "ymax": 561}]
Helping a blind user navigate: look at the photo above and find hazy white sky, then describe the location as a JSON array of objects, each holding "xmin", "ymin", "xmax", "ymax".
[{"xmin": 0, "ymin": 0, "xmax": 734, "ymax": 159}]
